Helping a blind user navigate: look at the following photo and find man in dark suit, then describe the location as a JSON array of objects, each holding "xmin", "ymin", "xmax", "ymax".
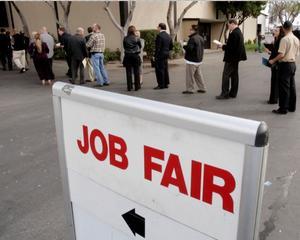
[
  {"xmin": 154, "ymin": 23, "xmax": 173, "ymax": 89},
  {"xmin": 0, "ymin": 28, "xmax": 11, "ymax": 71},
  {"xmin": 68, "ymin": 27, "xmax": 88, "ymax": 85},
  {"xmin": 216, "ymin": 19, "xmax": 247, "ymax": 99},
  {"xmin": 58, "ymin": 27, "xmax": 72, "ymax": 77}
]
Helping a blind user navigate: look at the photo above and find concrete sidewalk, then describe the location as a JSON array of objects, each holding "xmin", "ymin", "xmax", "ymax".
[{"xmin": 0, "ymin": 51, "xmax": 300, "ymax": 240}]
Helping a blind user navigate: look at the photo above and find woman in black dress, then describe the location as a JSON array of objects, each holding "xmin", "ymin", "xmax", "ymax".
[
  {"xmin": 265, "ymin": 26, "xmax": 284, "ymax": 104},
  {"xmin": 123, "ymin": 25, "xmax": 141, "ymax": 91},
  {"xmin": 28, "ymin": 33, "xmax": 53, "ymax": 85}
]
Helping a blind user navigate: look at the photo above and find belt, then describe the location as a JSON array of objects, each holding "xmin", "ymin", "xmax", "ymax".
[
  {"xmin": 91, "ymin": 52, "xmax": 103, "ymax": 54},
  {"xmin": 279, "ymin": 61, "xmax": 295, "ymax": 64}
]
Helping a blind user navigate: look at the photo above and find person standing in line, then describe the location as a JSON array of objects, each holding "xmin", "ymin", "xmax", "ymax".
[
  {"xmin": 21, "ymin": 31, "xmax": 30, "ymax": 68},
  {"xmin": 154, "ymin": 23, "xmax": 173, "ymax": 90},
  {"xmin": 182, "ymin": 24, "xmax": 206, "ymax": 94},
  {"xmin": 85, "ymin": 26, "xmax": 95, "ymax": 82},
  {"xmin": 216, "ymin": 19, "xmax": 247, "ymax": 99},
  {"xmin": 5, "ymin": 31, "xmax": 13, "ymax": 71},
  {"xmin": 40, "ymin": 26, "xmax": 55, "ymax": 81},
  {"xmin": 58, "ymin": 27, "xmax": 72, "ymax": 77},
  {"xmin": 0, "ymin": 28, "xmax": 11, "ymax": 71},
  {"xmin": 135, "ymin": 30, "xmax": 145, "ymax": 85},
  {"xmin": 28, "ymin": 32, "xmax": 53, "ymax": 85},
  {"xmin": 264, "ymin": 26, "xmax": 284, "ymax": 104},
  {"xmin": 12, "ymin": 30, "xmax": 28, "ymax": 73},
  {"xmin": 68, "ymin": 27, "xmax": 88, "ymax": 85},
  {"xmin": 86, "ymin": 23, "xmax": 110, "ymax": 87},
  {"xmin": 269, "ymin": 21, "xmax": 300, "ymax": 114},
  {"xmin": 123, "ymin": 25, "xmax": 141, "ymax": 91}
]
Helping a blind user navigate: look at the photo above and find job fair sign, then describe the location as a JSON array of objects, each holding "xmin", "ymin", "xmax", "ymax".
[{"xmin": 53, "ymin": 82, "xmax": 268, "ymax": 240}]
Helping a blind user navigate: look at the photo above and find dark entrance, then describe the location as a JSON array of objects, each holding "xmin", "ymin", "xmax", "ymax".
[
  {"xmin": 198, "ymin": 22, "xmax": 211, "ymax": 49},
  {"xmin": 0, "ymin": 2, "xmax": 9, "ymax": 28}
]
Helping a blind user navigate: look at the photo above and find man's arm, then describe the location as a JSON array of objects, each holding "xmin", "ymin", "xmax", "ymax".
[
  {"xmin": 155, "ymin": 35, "xmax": 161, "ymax": 59},
  {"xmin": 183, "ymin": 38, "xmax": 194, "ymax": 52},
  {"xmin": 86, "ymin": 34, "xmax": 94, "ymax": 48},
  {"xmin": 269, "ymin": 38, "xmax": 286, "ymax": 64}
]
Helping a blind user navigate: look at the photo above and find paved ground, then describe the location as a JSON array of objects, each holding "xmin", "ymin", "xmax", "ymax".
[{"xmin": 0, "ymin": 52, "xmax": 300, "ymax": 240}]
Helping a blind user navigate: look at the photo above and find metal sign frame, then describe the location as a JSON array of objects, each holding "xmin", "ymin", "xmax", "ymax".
[{"xmin": 52, "ymin": 82, "xmax": 268, "ymax": 240}]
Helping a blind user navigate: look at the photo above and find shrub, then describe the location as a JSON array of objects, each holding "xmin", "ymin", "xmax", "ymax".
[
  {"xmin": 53, "ymin": 47, "xmax": 66, "ymax": 60},
  {"xmin": 170, "ymin": 41, "xmax": 184, "ymax": 59},
  {"xmin": 140, "ymin": 29, "xmax": 157, "ymax": 59},
  {"xmin": 104, "ymin": 48, "xmax": 121, "ymax": 64},
  {"xmin": 244, "ymin": 43, "xmax": 257, "ymax": 51}
]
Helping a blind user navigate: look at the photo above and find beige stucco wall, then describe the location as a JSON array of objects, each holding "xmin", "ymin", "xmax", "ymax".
[
  {"xmin": 240, "ymin": 17, "xmax": 257, "ymax": 43},
  {"xmin": 8, "ymin": 1, "xmax": 258, "ymax": 50},
  {"xmin": 211, "ymin": 23, "xmax": 225, "ymax": 49},
  {"xmin": 10, "ymin": 1, "xmax": 122, "ymax": 50},
  {"xmin": 131, "ymin": 1, "xmax": 169, "ymax": 31},
  {"xmin": 131, "ymin": 1, "xmax": 218, "ymax": 32},
  {"xmin": 177, "ymin": 1, "xmax": 216, "ymax": 20}
]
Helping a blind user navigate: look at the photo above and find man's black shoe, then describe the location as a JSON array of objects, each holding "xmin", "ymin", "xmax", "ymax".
[
  {"xmin": 79, "ymin": 82, "xmax": 85, "ymax": 85},
  {"xmin": 197, "ymin": 90, "xmax": 206, "ymax": 93},
  {"xmin": 153, "ymin": 86, "xmax": 163, "ymax": 90},
  {"xmin": 216, "ymin": 95, "xmax": 229, "ymax": 100},
  {"xmin": 182, "ymin": 91, "xmax": 194, "ymax": 94},
  {"xmin": 3, "ymin": 68, "xmax": 7, "ymax": 71},
  {"xmin": 68, "ymin": 79, "xmax": 75, "ymax": 84},
  {"xmin": 288, "ymin": 109, "xmax": 296, "ymax": 112},
  {"xmin": 20, "ymin": 68, "xmax": 26, "ymax": 73},
  {"xmin": 272, "ymin": 109, "xmax": 287, "ymax": 114},
  {"xmin": 229, "ymin": 95, "xmax": 236, "ymax": 98},
  {"xmin": 103, "ymin": 83, "xmax": 110, "ymax": 86}
]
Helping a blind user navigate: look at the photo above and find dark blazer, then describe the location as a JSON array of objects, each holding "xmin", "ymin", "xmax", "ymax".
[
  {"xmin": 0, "ymin": 34, "xmax": 10, "ymax": 52},
  {"xmin": 184, "ymin": 32, "xmax": 204, "ymax": 63},
  {"xmin": 60, "ymin": 32, "xmax": 72, "ymax": 52},
  {"xmin": 12, "ymin": 33, "xmax": 26, "ymax": 51},
  {"xmin": 222, "ymin": 27, "xmax": 247, "ymax": 62},
  {"xmin": 123, "ymin": 35, "xmax": 141, "ymax": 54},
  {"xmin": 155, "ymin": 31, "xmax": 173, "ymax": 59},
  {"xmin": 68, "ymin": 34, "xmax": 88, "ymax": 61}
]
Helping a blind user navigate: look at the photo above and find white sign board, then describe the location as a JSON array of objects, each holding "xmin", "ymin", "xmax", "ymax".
[{"xmin": 53, "ymin": 82, "xmax": 268, "ymax": 240}]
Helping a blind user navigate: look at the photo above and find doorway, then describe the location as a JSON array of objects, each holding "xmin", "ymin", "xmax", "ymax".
[{"xmin": 198, "ymin": 22, "xmax": 211, "ymax": 49}]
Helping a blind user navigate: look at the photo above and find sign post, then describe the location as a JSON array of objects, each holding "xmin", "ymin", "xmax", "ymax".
[{"xmin": 53, "ymin": 82, "xmax": 268, "ymax": 240}]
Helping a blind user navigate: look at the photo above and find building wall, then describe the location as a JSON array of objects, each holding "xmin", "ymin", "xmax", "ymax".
[
  {"xmin": 7, "ymin": 1, "xmax": 258, "ymax": 50},
  {"xmin": 211, "ymin": 23, "xmax": 225, "ymax": 49},
  {"xmin": 131, "ymin": 1, "xmax": 169, "ymax": 30},
  {"xmin": 240, "ymin": 17, "xmax": 257, "ymax": 43},
  {"xmin": 257, "ymin": 14, "xmax": 267, "ymax": 35},
  {"xmin": 9, "ymin": 1, "xmax": 122, "ymax": 50}
]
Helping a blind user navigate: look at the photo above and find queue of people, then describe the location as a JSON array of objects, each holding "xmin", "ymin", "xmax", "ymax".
[{"xmin": 0, "ymin": 19, "xmax": 299, "ymax": 115}]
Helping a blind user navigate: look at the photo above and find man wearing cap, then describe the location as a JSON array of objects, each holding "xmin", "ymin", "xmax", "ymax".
[{"xmin": 269, "ymin": 21, "xmax": 300, "ymax": 114}]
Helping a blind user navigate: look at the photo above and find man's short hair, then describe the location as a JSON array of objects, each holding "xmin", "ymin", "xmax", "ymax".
[
  {"xmin": 191, "ymin": 24, "xmax": 198, "ymax": 32},
  {"xmin": 283, "ymin": 21, "xmax": 293, "ymax": 31},
  {"xmin": 58, "ymin": 26, "xmax": 66, "ymax": 32},
  {"xmin": 228, "ymin": 18, "xmax": 238, "ymax": 25},
  {"xmin": 76, "ymin": 27, "xmax": 84, "ymax": 35},
  {"xmin": 94, "ymin": 24, "xmax": 101, "ymax": 30},
  {"xmin": 158, "ymin": 23, "xmax": 167, "ymax": 30},
  {"xmin": 87, "ymin": 27, "xmax": 93, "ymax": 33}
]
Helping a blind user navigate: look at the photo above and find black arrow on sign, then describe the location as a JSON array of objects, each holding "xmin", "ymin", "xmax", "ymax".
[{"xmin": 122, "ymin": 209, "xmax": 145, "ymax": 238}]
